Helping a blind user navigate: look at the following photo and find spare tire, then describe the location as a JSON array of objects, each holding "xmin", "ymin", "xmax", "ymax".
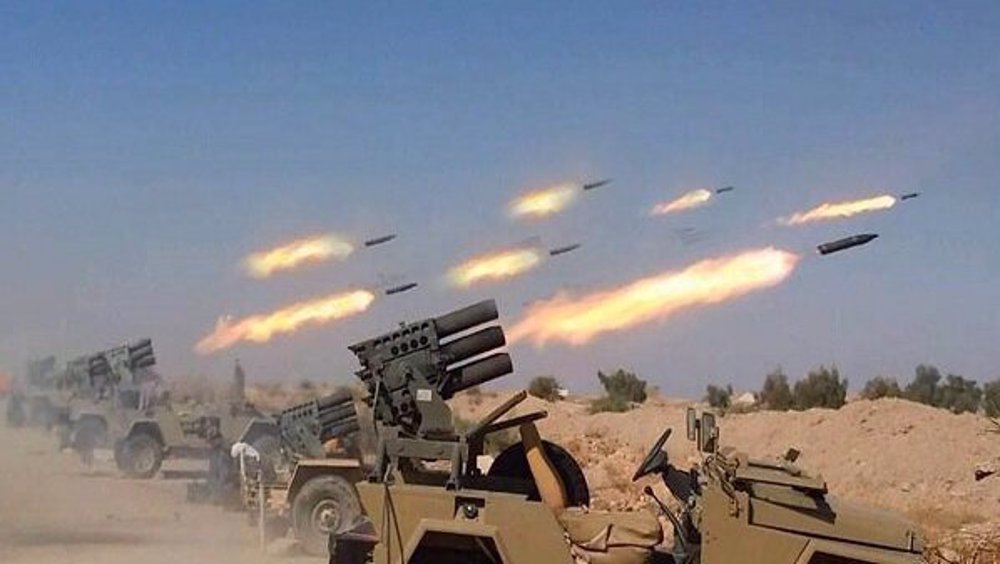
[{"xmin": 488, "ymin": 440, "xmax": 590, "ymax": 507}]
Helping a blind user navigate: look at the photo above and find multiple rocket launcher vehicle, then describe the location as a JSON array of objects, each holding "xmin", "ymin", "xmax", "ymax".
[{"xmin": 5, "ymin": 178, "xmax": 927, "ymax": 563}]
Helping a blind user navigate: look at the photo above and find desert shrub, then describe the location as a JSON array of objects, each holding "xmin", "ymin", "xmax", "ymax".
[
  {"xmin": 906, "ymin": 364, "xmax": 942, "ymax": 406},
  {"xmin": 984, "ymin": 380, "xmax": 1000, "ymax": 417},
  {"xmin": 588, "ymin": 395, "xmax": 631, "ymax": 414},
  {"xmin": 861, "ymin": 376, "xmax": 903, "ymax": 400},
  {"xmin": 792, "ymin": 366, "xmax": 847, "ymax": 410},
  {"xmin": 704, "ymin": 384, "xmax": 733, "ymax": 410},
  {"xmin": 465, "ymin": 385, "xmax": 484, "ymax": 406},
  {"xmin": 925, "ymin": 526, "xmax": 1000, "ymax": 564},
  {"xmin": 727, "ymin": 400, "xmax": 759, "ymax": 414},
  {"xmin": 597, "ymin": 369, "xmax": 647, "ymax": 404},
  {"xmin": 169, "ymin": 374, "xmax": 219, "ymax": 405},
  {"xmin": 937, "ymin": 374, "xmax": 982, "ymax": 414},
  {"xmin": 528, "ymin": 376, "xmax": 562, "ymax": 402},
  {"xmin": 759, "ymin": 369, "xmax": 793, "ymax": 411}
]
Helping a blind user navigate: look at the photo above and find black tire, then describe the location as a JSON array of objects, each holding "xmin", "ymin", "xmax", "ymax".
[
  {"xmin": 120, "ymin": 433, "xmax": 163, "ymax": 479},
  {"xmin": 74, "ymin": 418, "xmax": 107, "ymax": 466},
  {"xmin": 488, "ymin": 440, "xmax": 590, "ymax": 507},
  {"xmin": 6, "ymin": 397, "xmax": 25, "ymax": 428},
  {"xmin": 56, "ymin": 424, "xmax": 72, "ymax": 451},
  {"xmin": 42, "ymin": 405, "xmax": 56, "ymax": 431},
  {"xmin": 292, "ymin": 474, "xmax": 361, "ymax": 557}
]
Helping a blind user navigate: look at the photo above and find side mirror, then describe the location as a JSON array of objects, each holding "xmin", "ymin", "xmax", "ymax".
[
  {"xmin": 686, "ymin": 407, "xmax": 697, "ymax": 441},
  {"xmin": 699, "ymin": 412, "xmax": 718, "ymax": 453}
]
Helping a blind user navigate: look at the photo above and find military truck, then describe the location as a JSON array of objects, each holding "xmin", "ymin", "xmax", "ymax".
[
  {"xmin": 233, "ymin": 388, "xmax": 367, "ymax": 555},
  {"xmin": 68, "ymin": 339, "xmax": 264, "ymax": 478},
  {"xmin": 315, "ymin": 299, "xmax": 925, "ymax": 564},
  {"xmin": 47, "ymin": 356, "xmax": 94, "ymax": 448},
  {"xmin": 7, "ymin": 356, "xmax": 59, "ymax": 428}
]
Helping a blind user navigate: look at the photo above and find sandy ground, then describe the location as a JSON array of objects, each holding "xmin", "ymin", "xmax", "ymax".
[
  {"xmin": 3, "ymin": 391, "xmax": 997, "ymax": 563},
  {"xmin": 0, "ymin": 420, "xmax": 316, "ymax": 564}
]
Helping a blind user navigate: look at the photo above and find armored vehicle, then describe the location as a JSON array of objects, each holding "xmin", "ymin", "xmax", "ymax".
[
  {"xmin": 6, "ymin": 356, "xmax": 59, "ymax": 428},
  {"xmin": 233, "ymin": 387, "xmax": 367, "ymax": 555},
  {"xmin": 318, "ymin": 299, "xmax": 924, "ymax": 564},
  {"xmin": 67, "ymin": 339, "xmax": 262, "ymax": 478}
]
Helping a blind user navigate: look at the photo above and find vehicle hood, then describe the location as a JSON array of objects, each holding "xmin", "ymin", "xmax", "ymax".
[{"xmin": 748, "ymin": 484, "xmax": 923, "ymax": 553}]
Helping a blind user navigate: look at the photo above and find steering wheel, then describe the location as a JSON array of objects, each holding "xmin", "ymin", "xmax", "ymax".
[{"xmin": 632, "ymin": 427, "xmax": 672, "ymax": 482}]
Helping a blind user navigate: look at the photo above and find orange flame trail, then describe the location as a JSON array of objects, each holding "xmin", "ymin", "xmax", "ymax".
[
  {"xmin": 195, "ymin": 289, "xmax": 375, "ymax": 354},
  {"xmin": 448, "ymin": 247, "xmax": 544, "ymax": 288},
  {"xmin": 509, "ymin": 247, "xmax": 799, "ymax": 346},
  {"xmin": 650, "ymin": 189, "xmax": 713, "ymax": 216},
  {"xmin": 508, "ymin": 183, "xmax": 578, "ymax": 219},
  {"xmin": 244, "ymin": 234, "xmax": 355, "ymax": 278},
  {"xmin": 779, "ymin": 194, "xmax": 897, "ymax": 226}
]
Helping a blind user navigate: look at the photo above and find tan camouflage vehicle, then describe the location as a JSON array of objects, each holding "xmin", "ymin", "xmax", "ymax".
[{"xmin": 320, "ymin": 300, "xmax": 925, "ymax": 564}]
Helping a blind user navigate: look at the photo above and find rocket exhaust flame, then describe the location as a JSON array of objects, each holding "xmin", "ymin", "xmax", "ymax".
[
  {"xmin": 509, "ymin": 247, "xmax": 799, "ymax": 346},
  {"xmin": 195, "ymin": 289, "xmax": 375, "ymax": 354},
  {"xmin": 448, "ymin": 247, "xmax": 545, "ymax": 288},
  {"xmin": 509, "ymin": 183, "xmax": 578, "ymax": 219},
  {"xmin": 650, "ymin": 189, "xmax": 714, "ymax": 216},
  {"xmin": 244, "ymin": 234, "xmax": 355, "ymax": 278},
  {"xmin": 779, "ymin": 195, "xmax": 897, "ymax": 226}
]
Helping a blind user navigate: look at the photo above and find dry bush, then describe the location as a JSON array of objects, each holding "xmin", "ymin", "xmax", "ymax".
[
  {"xmin": 528, "ymin": 376, "xmax": 562, "ymax": 402},
  {"xmin": 907, "ymin": 507, "xmax": 985, "ymax": 532},
  {"xmin": 563, "ymin": 437, "xmax": 585, "ymax": 458},
  {"xmin": 726, "ymin": 401, "xmax": 759, "ymax": 415},
  {"xmin": 602, "ymin": 459, "xmax": 631, "ymax": 493},
  {"xmin": 168, "ymin": 374, "xmax": 219, "ymax": 405},
  {"xmin": 925, "ymin": 528, "xmax": 1000, "ymax": 564},
  {"xmin": 466, "ymin": 385, "xmax": 484, "ymax": 406}
]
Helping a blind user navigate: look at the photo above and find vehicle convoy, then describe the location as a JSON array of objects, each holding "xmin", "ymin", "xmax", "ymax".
[
  {"xmin": 233, "ymin": 386, "xmax": 366, "ymax": 555},
  {"xmin": 307, "ymin": 299, "xmax": 926, "ymax": 564},
  {"xmin": 68, "ymin": 339, "xmax": 263, "ymax": 478}
]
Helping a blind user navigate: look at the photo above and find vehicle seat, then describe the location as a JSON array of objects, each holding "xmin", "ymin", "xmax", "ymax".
[
  {"xmin": 559, "ymin": 507, "xmax": 663, "ymax": 564},
  {"xmin": 519, "ymin": 423, "xmax": 663, "ymax": 564}
]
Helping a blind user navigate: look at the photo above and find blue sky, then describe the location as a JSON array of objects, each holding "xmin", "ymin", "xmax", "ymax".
[{"xmin": 2, "ymin": 2, "xmax": 998, "ymax": 396}]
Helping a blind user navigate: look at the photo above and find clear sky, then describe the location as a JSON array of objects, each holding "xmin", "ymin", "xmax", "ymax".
[{"xmin": 2, "ymin": 2, "xmax": 998, "ymax": 396}]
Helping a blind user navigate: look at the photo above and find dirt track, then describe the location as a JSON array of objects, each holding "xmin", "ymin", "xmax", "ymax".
[{"xmin": 0, "ymin": 421, "xmax": 316, "ymax": 564}]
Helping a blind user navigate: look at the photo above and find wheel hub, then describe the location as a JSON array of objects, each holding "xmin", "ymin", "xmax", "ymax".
[
  {"xmin": 311, "ymin": 500, "xmax": 342, "ymax": 534},
  {"xmin": 132, "ymin": 444, "xmax": 155, "ymax": 473}
]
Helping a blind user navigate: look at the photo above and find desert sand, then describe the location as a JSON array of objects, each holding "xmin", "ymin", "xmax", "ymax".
[{"xmin": 1, "ymin": 393, "xmax": 998, "ymax": 563}]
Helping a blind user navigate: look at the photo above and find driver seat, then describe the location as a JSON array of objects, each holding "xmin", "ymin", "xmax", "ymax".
[{"xmin": 519, "ymin": 423, "xmax": 663, "ymax": 564}]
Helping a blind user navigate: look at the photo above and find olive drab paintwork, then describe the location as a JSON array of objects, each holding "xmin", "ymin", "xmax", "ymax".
[{"xmin": 323, "ymin": 301, "xmax": 925, "ymax": 564}]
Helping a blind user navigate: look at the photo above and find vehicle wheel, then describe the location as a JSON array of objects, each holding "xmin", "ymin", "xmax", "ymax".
[
  {"xmin": 74, "ymin": 418, "xmax": 107, "ymax": 466},
  {"xmin": 292, "ymin": 475, "xmax": 361, "ymax": 557},
  {"xmin": 56, "ymin": 424, "xmax": 72, "ymax": 450},
  {"xmin": 206, "ymin": 446, "xmax": 239, "ymax": 505},
  {"xmin": 251, "ymin": 434, "xmax": 288, "ymax": 482},
  {"xmin": 120, "ymin": 433, "xmax": 163, "ymax": 479},
  {"xmin": 42, "ymin": 408, "xmax": 55, "ymax": 431},
  {"xmin": 488, "ymin": 440, "xmax": 590, "ymax": 507},
  {"xmin": 5, "ymin": 398, "xmax": 25, "ymax": 427}
]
